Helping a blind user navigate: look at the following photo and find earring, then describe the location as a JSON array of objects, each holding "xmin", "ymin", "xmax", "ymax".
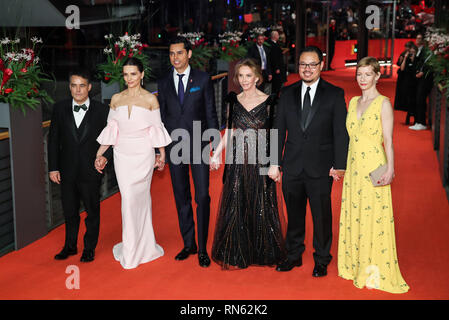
[{"xmin": 141, "ymin": 79, "xmax": 144, "ymax": 86}]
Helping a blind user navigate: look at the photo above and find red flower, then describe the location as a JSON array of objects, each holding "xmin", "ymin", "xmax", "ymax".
[
  {"xmin": 104, "ymin": 76, "xmax": 111, "ymax": 81},
  {"xmin": 0, "ymin": 58, "xmax": 5, "ymax": 72},
  {"xmin": 222, "ymin": 46, "xmax": 227, "ymax": 52},
  {"xmin": 228, "ymin": 52, "xmax": 232, "ymax": 56},
  {"xmin": 128, "ymin": 52, "xmax": 134, "ymax": 58},
  {"xmin": 118, "ymin": 49, "xmax": 127, "ymax": 59},
  {"xmin": 25, "ymin": 49, "xmax": 35, "ymax": 68},
  {"xmin": 1, "ymin": 68, "xmax": 13, "ymax": 89},
  {"xmin": 4, "ymin": 88, "xmax": 14, "ymax": 94},
  {"xmin": 235, "ymin": 44, "xmax": 239, "ymax": 48},
  {"xmin": 20, "ymin": 68, "xmax": 28, "ymax": 73}
]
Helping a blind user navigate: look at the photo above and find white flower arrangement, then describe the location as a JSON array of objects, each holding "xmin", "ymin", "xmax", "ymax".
[
  {"xmin": 218, "ymin": 31, "xmax": 243, "ymax": 44},
  {"xmin": 178, "ymin": 32, "xmax": 205, "ymax": 46},
  {"xmin": 249, "ymin": 27, "xmax": 267, "ymax": 38}
]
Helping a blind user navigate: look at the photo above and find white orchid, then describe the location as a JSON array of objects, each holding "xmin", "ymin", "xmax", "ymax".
[{"xmin": 30, "ymin": 37, "xmax": 42, "ymax": 44}]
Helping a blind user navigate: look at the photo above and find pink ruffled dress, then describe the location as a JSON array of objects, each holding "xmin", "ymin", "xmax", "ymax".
[{"xmin": 97, "ymin": 106, "xmax": 172, "ymax": 269}]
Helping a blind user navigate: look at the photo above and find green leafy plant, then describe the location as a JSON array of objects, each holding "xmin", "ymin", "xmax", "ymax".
[
  {"xmin": 217, "ymin": 31, "xmax": 247, "ymax": 62},
  {"xmin": 0, "ymin": 36, "xmax": 53, "ymax": 114},
  {"xmin": 97, "ymin": 32, "xmax": 151, "ymax": 91},
  {"xmin": 425, "ymin": 28, "xmax": 449, "ymax": 99},
  {"xmin": 178, "ymin": 32, "xmax": 215, "ymax": 71}
]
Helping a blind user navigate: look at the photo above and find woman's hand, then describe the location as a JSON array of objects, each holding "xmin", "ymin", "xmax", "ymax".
[
  {"xmin": 268, "ymin": 165, "xmax": 281, "ymax": 182},
  {"xmin": 95, "ymin": 156, "xmax": 108, "ymax": 173},
  {"xmin": 155, "ymin": 154, "xmax": 166, "ymax": 171},
  {"xmin": 210, "ymin": 154, "xmax": 221, "ymax": 171},
  {"xmin": 378, "ymin": 169, "xmax": 395, "ymax": 186}
]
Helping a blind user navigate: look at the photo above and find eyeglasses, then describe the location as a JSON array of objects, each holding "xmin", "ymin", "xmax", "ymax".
[{"xmin": 299, "ymin": 62, "xmax": 321, "ymax": 70}]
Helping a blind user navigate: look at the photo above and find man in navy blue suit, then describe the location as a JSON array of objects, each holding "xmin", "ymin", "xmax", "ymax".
[{"xmin": 157, "ymin": 36, "xmax": 219, "ymax": 268}]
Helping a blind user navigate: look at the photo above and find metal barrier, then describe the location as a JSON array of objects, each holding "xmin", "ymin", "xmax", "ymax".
[
  {"xmin": 429, "ymin": 84, "xmax": 449, "ymax": 201},
  {"xmin": 0, "ymin": 72, "xmax": 228, "ymax": 256}
]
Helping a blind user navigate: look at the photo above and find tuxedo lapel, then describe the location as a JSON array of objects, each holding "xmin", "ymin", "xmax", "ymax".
[
  {"xmin": 304, "ymin": 79, "xmax": 325, "ymax": 130},
  {"xmin": 293, "ymin": 81, "xmax": 304, "ymax": 131},
  {"xmin": 65, "ymin": 103, "xmax": 79, "ymax": 143},
  {"xmin": 182, "ymin": 69, "xmax": 196, "ymax": 109},
  {"xmin": 168, "ymin": 70, "xmax": 183, "ymax": 110},
  {"xmin": 78, "ymin": 103, "xmax": 94, "ymax": 143}
]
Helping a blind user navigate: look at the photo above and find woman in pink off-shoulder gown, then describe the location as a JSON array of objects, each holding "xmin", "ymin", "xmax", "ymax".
[{"xmin": 95, "ymin": 58, "xmax": 172, "ymax": 269}]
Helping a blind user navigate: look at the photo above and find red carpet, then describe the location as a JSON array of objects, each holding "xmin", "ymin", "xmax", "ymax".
[{"xmin": 1, "ymin": 68, "xmax": 449, "ymax": 300}]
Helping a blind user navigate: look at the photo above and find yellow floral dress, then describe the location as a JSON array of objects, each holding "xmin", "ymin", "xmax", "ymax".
[{"xmin": 337, "ymin": 95, "xmax": 409, "ymax": 294}]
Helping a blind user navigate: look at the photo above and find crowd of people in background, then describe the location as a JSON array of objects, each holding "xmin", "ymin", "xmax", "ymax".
[{"xmin": 394, "ymin": 32, "xmax": 433, "ymax": 130}]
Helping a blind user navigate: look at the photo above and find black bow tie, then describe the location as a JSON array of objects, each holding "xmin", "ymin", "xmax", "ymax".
[{"xmin": 74, "ymin": 104, "xmax": 87, "ymax": 112}]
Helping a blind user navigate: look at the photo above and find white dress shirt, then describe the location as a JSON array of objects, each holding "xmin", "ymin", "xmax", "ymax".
[
  {"xmin": 72, "ymin": 98, "xmax": 90, "ymax": 128},
  {"xmin": 301, "ymin": 78, "xmax": 320, "ymax": 109},
  {"xmin": 173, "ymin": 65, "xmax": 191, "ymax": 95}
]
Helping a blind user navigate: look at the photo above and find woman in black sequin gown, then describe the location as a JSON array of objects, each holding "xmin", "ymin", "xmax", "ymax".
[{"xmin": 210, "ymin": 59, "xmax": 286, "ymax": 269}]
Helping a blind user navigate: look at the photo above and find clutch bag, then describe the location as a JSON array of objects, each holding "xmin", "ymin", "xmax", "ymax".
[{"xmin": 369, "ymin": 164, "xmax": 388, "ymax": 187}]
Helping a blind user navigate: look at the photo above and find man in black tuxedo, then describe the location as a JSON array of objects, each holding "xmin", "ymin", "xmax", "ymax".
[
  {"xmin": 268, "ymin": 46, "xmax": 349, "ymax": 277},
  {"xmin": 247, "ymin": 33, "xmax": 272, "ymax": 92},
  {"xmin": 48, "ymin": 70, "xmax": 111, "ymax": 262},
  {"xmin": 157, "ymin": 36, "xmax": 219, "ymax": 267},
  {"xmin": 267, "ymin": 30, "xmax": 287, "ymax": 96}
]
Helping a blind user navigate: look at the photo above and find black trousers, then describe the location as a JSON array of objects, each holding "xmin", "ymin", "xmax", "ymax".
[
  {"xmin": 271, "ymin": 74, "xmax": 284, "ymax": 96},
  {"xmin": 60, "ymin": 179, "xmax": 101, "ymax": 251},
  {"xmin": 168, "ymin": 161, "xmax": 211, "ymax": 253},
  {"xmin": 415, "ymin": 78, "xmax": 433, "ymax": 125},
  {"xmin": 282, "ymin": 170, "xmax": 333, "ymax": 266}
]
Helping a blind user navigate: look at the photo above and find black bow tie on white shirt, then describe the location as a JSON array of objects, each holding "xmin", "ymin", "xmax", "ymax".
[{"xmin": 74, "ymin": 104, "xmax": 87, "ymax": 112}]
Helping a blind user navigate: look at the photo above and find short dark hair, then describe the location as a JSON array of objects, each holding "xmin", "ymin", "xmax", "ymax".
[
  {"xmin": 123, "ymin": 57, "xmax": 144, "ymax": 73},
  {"xmin": 299, "ymin": 46, "xmax": 323, "ymax": 62},
  {"xmin": 169, "ymin": 36, "xmax": 192, "ymax": 52},
  {"xmin": 69, "ymin": 68, "xmax": 91, "ymax": 83},
  {"xmin": 409, "ymin": 43, "xmax": 418, "ymax": 51}
]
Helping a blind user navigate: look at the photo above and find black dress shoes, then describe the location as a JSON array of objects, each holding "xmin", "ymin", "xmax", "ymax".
[
  {"xmin": 275, "ymin": 258, "xmax": 302, "ymax": 272},
  {"xmin": 54, "ymin": 247, "xmax": 77, "ymax": 260},
  {"xmin": 175, "ymin": 247, "xmax": 198, "ymax": 261},
  {"xmin": 80, "ymin": 249, "xmax": 95, "ymax": 262},
  {"xmin": 198, "ymin": 252, "xmax": 211, "ymax": 268},
  {"xmin": 312, "ymin": 263, "xmax": 327, "ymax": 277}
]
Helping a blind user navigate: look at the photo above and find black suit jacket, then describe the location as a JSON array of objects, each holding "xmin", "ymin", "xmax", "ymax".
[
  {"xmin": 157, "ymin": 68, "xmax": 219, "ymax": 160},
  {"xmin": 273, "ymin": 78, "xmax": 349, "ymax": 177},
  {"xmin": 48, "ymin": 98, "xmax": 111, "ymax": 182},
  {"xmin": 247, "ymin": 43, "xmax": 272, "ymax": 76},
  {"xmin": 266, "ymin": 39, "xmax": 286, "ymax": 82}
]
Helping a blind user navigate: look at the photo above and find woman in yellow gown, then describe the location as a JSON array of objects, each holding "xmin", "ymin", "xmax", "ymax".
[{"xmin": 337, "ymin": 57, "xmax": 409, "ymax": 293}]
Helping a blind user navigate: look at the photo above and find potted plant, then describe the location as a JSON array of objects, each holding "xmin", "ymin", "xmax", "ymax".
[
  {"xmin": 0, "ymin": 36, "xmax": 53, "ymax": 114},
  {"xmin": 97, "ymin": 32, "xmax": 151, "ymax": 101},
  {"xmin": 426, "ymin": 27, "xmax": 449, "ymax": 99},
  {"xmin": 217, "ymin": 31, "xmax": 247, "ymax": 71},
  {"xmin": 0, "ymin": 36, "xmax": 53, "ymax": 249},
  {"xmin": 178, "ymin": 32, "xmax": 215, "ymax": 72}
]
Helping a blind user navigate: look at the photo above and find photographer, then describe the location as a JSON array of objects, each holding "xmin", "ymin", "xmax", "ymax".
[{"xmin": 400, "ymin": 42, "xmax": 419, "ymax": 125}]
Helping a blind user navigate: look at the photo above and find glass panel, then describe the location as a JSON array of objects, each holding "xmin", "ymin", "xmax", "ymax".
[{"xmin": 305, "ymin": 0, "xmax": 331, "ymax": 69}]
